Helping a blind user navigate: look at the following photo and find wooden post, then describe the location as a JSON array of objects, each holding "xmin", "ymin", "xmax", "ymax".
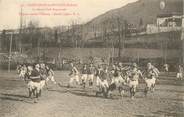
[
  {"xmin": 8, "ymin": 33, "xmax": 13, "ymax": 72},
  {"xmin": 117, "ymin": 18, "xmax": 122, "ymax": 60},
  {"xmin": 19, "ymin": 5, "xmax": 23, "ymax": 53},
  {"xmin": 181, "ymin": 15, "xmax": 184, "ymax": 64},
  {"xmin": 122, "ymin": 20, "xmax": 127, "ymax": 62}
]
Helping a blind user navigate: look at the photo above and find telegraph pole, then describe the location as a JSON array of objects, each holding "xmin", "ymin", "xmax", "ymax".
[
  {"xmin": 123, "ymin": 20, "xmax": 127, "ymax": 57},
  {"xmin": 8, "ymin": 33, "xmax": 13, "ymax": 72},
  {"xmin": 182, "ymin": 15, "xmax": 184, "ymax": 64},
  {"xmin": 19, "ymin": 5, "xmax": 23, "ymax": 53},
  {"xmin": 159, "ymin": 0, "xmax": 166, "ymax": 64},
  {"xmin": 117, "ymin": 18, "xmax": 122, "ymax": 60}
]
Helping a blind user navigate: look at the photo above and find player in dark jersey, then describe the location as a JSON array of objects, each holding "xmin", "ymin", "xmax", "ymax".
[
  {"xmin": 87, "ymin": 63, "xmax": 96, "ymax": 87},
  {"xmin": 81, "ymin": 64, "xmax": 88, "ymax": 88}
]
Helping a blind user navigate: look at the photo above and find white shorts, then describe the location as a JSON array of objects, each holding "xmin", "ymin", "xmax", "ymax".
[
  {"xmin": 69, "ymin": 75, "xmax": 80, "ymax": 84},
  {"xmin": 145, "ymin": 77, "xmax": 156, "ymax": 87},
  {"xmin": 101, "ymin": 80, "xmax": 109, "ymax": 88},
  {"xmin": 88, "ymin": 74, "xmax": 94, "ymax": 81},
  {"xmin": 128, "ymin": 80, "xmax": 138, "ymax": 88},
  {"xmin": 96, "ymin": 76, "xmax": 102, "ymax": 86},
  {"xmin": 46, "ymin": 76, "xmax": 56, "ymax": 84},
  {"xmin": 96, "ymin": 76, "xmax": 109, "ymax": 88},
  {"xmin": 28, "ymin": 80, "xmax": 46, "ymax": 92},
  {"xmin": 164, "ymin": 68, "xmax": 168, "ymax": 72},
  {"xmin": 111, "ymin": 76, "xmax": 124, "ymax": 84},
  {"xmin": 81, "ymin": 74, "xmax": 88, "ymax": 82},
  {"xmin": 177, "ymin": 73, "xmax": 183, "ymax": 79},
  {"xmin": 19, "ymin": 71, "xmax": 26, "ymax": 78}
]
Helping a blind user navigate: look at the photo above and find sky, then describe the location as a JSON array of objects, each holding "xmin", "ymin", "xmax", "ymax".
[{"xmin": 0, "ymin": 0, "xmax": 138, "ymax": 30}]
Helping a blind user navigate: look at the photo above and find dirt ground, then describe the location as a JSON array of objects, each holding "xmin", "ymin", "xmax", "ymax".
[{"xmin": 0, "ymin": 70, "xmax": 183, "ymax": 117}]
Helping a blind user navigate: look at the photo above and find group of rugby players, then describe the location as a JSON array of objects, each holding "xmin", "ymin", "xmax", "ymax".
[
  {"xmin": 17, "ymin": 63, "xmax": 56, "ymax": 84},
  {"xmin": 68, "ymin": 62, "xmax": 160, "ymax": 90},
  {"xmin": 16, "ymin": 61, "xmax": 183, "ymax": 99}
]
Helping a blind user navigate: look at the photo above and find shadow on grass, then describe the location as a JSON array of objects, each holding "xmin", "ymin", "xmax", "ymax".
[
  {"xmin": 47, "ymin": 89, "xmax": 69, "ymax": 94},
  {"xmin": 156, "ymin": 88, "xmax": 184, "ymax": 93},
  {"xmin": 151, "ymin": 110, "xmax": 184, "ymax": 117},
  {"xmin": 1, "ymin": 93, "xmax": 28, "ymax": 98},
  {"xmin": 160, "ymin": 97, "xmax": 184, "ymax": 102},
  {"xmin": 68, "ymin": 90, "xmax": 112, "ymax": 100},
  {"xmin": 0, "ymin": 93, "xmax": 34, "ymax": 104},
  {"xmin": 49, "ymin": 83, "xmax": 111, "ymax": 99},
  {"xmin": 49, "ymin": 83, "xmax": 146, "ymax": 100}
]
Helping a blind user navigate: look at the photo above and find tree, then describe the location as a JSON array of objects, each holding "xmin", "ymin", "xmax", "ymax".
[{"xmin": 139, "ymin": 18, "xmax": 143, "ymax": 27}]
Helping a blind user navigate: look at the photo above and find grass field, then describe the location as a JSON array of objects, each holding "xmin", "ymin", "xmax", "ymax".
[{"xmin": 0, "ymin": 70, "xmax": 184, "ymax": 117}]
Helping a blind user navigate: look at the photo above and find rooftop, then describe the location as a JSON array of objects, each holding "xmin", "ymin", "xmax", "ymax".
[{"xmin": 157, "ymin": 12, "xmax": 183, "ymax": 18}]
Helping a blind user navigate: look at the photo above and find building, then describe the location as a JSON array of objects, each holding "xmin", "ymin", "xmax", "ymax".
[
  {"xmin": 157, "ymin": 12, "xmax": 182, "ymax": 27},
  {"xmin": 146, "ymin": 12, "xmax": 183, "ymax": 34}
]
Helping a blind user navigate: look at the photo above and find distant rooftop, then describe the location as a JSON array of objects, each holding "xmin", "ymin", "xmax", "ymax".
[{"xmin": 157, "ymin": 12, "xmax": 183, "ymax": 18}]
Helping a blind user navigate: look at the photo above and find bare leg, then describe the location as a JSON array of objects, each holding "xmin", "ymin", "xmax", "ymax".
[{"xmin": 28, "ymin": 88, "xmax": 32, "ymax": 98}]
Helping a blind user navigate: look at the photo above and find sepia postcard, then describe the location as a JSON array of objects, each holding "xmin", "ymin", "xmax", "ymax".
[{"xmin": 0, "ymin": 0, "xmax": 183, "ymax": 117}]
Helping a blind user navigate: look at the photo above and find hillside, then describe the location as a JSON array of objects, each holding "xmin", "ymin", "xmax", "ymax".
[
  {"xmin": 80, "ymin": 0, "xmax": 183, "ymax": 40},
  {"xmin": 86, "ymin": 0, "xmax": 183, "ymax": 27}
]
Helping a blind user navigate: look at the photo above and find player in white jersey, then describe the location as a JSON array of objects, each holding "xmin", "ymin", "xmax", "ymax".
[
  {"xmin": 177, "ymin": 65, "xmax": 183, "ymax": 80},
  {"xmin": 68, "ymin": 63, "xmax": 80, "ymax": 87}
]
